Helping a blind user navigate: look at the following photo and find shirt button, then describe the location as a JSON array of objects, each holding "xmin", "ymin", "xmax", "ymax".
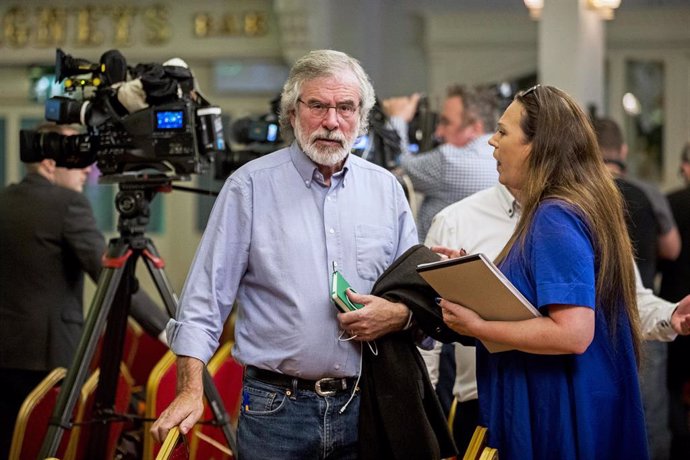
[
  {"xmin": 329, "ymin": 228, "xmax": 335, "ymax": 234},
  {"xmin": 334, "ymin": 364, "xmax": 340, "ymax": 370}
]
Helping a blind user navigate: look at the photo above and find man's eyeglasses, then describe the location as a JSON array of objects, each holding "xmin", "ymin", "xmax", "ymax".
[{"xmin": 297, "ymin": 98, "xmax": 359, "ymax": 119}]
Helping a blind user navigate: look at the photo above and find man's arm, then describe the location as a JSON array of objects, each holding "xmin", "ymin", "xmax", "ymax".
[
  {"xmin": 638, "ymin": 180, "xmax": 681, "ymax": 260},
  {"xmin": 382, "ymin": 93, "xmax": 420, "ymax": 158},
  {"xmin": 671, "ymin": 295, "xmax": 690, "ymax": 336},
  {"xmin": 383, "ymin": 93, "xmax": 447, "ymax": 194},
  {"xmin": 150, "ymin": 356, "xmax": 205, "ymax": 443},
  {"xmin": 382, "ymin": 93, "xmax": 421, "ymax": 125},
  {"xmin": 63, "ymin": 193, "xmax": 106, "ymax": 281},
  {"xmin": 634, "ymin": 263, "xmax": 685, "ymax": 341},
  {"xmin": 658, "ymin": 227, "xmax": 681, "ymax": 260}
]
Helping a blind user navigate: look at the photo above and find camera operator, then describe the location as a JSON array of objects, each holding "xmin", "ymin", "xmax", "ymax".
[
  {"xmin": 383, "ymin": 85, "xmax": 500, "ymax": 242},
  {"xmin": 0, "ymin": 122, "xmax": 168, "ymax": 458}
]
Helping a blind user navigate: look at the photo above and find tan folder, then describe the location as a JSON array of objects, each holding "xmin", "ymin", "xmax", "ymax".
[{"xmin": 416, "ymin": 253, "xmax": 541, "ymax": 353}]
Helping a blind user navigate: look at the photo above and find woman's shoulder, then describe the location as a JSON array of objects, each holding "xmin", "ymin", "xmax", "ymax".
[
  {"xmin": 535, "ymin": 198, "xmax": 582, "ymax": 219},
  {"xmin": 533, "ymin": 199, "xmax": 590, "ymax": 233}
]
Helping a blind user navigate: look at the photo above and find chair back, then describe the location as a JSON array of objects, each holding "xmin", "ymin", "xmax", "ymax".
[
  {"xmin": 8, "ymin": 368, "xmax": 72, "ymax": 460},
  {"xmin": 155, "ymin": 426, "xmax": 189, "ymax": 460},
  {"xmin": 479, "ymin": 446, "xmax": 499, "ymax": 460},
  {"xmin": 64, "ymin": 363, "xmax": 134, "ymax": 460},
  {"xmin": 143, "ymin": 350, "xmax": 178, "ymax": 460},
  {"xmin": 463, "ymin": 425, "xmax": 489, "ymax": 460},
  {"xmin": 447, "ymin": 396, "xmax": 459, "ymax": 430},
  {"xmin": 126, "ymin": 318, "xmax": 168, "ymax": 388}
]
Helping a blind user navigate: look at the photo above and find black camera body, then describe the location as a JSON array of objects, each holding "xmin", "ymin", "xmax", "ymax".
[
  {"xmin": 231, "ymin": 116, "xmax": 280, "ymax": 145},
  {"xmin": 20, "ymin": 49, "xmax": 225, "ymax": 183}
]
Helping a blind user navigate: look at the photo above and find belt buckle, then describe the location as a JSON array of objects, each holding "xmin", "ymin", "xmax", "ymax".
[{"xmin": 315, "ymin": 378, "xmax": 338, "ymax": 396}]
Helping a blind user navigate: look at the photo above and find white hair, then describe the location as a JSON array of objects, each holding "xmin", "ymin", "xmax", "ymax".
[{"xmin": 278, "ymin": 50, "xmax": 376, "ymax": 142}]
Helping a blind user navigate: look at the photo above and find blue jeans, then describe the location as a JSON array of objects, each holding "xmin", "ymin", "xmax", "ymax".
[
  {"xmin": 237, "ymin": 375, "xmax": 360, "ymax": 460},
  {"xmin": 640, "ymin": 341, "xmax": 671, "ymax": 460}
]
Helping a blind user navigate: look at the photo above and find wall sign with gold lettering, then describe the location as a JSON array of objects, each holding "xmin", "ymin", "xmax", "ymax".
[
  {"xmin": 0, "ymin": 5, "xmax": 171, "ymax": 48},
  {"xmin": 0, "ymin": 2, "xmax": 278, "ymax": 65}
]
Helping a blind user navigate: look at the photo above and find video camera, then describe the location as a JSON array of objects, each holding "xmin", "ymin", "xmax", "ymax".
[
  {"xmin": 406, "ymin": 95, "xmax": 438, "ymax": 153},
  {"xmin": 214, "ymin": 95, "xmax": 282, "ymax": 180},
  {"xmin": 20, "ymin": 49, "xmax": 225, "ymax": 183}
]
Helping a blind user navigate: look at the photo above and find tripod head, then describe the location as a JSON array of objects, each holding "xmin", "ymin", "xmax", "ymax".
[{"xmin": 114, "ymin": 176, "xmax": 173, "ymax": 238}]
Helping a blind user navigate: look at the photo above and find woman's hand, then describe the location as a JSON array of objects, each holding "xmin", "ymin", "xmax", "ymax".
[{"xmin": 438, "ymin": 298, "xmax": 483, "ymax": 336}]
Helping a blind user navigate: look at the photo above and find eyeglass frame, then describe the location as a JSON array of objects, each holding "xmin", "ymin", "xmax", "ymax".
[{"xmin": 296, "ymin": 98, "xmax": 360, "ymax": 119}]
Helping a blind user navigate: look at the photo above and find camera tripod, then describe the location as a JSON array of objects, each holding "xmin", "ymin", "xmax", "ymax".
[{"xmin": 39, "ymin": 179, "xmax": 236, "ymax": 459}]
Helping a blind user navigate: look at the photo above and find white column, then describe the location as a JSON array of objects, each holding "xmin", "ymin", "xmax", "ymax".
[{"xmin": 538, "ymin": 0, "xmax": 606, "ymax": 115}]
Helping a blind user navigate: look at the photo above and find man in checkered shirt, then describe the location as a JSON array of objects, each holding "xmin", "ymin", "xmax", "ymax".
[{"xmin": 384, "ymin": 85, "xmax": 499, "ymax": 241}]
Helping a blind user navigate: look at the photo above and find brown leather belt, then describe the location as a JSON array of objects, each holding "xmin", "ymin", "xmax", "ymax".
[{"xmin": 245, "ymin": 365, "xmax": 356, "ymax": 397}]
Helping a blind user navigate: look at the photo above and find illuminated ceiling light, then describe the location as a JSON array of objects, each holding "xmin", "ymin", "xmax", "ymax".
[
  {"xmin": 587, "ymin": 0, "xmax": 622, "ymax": 20},
  {"xmin": 622, "ymin": 92, "xmax": 641, "ymax": 116},
  {"xmin": 525, "ymin": 0, "xmax": 622, "ymax": 21},
  {"xmin": 523, "ymin": 0, "xmax": 544, "ymax": 20}
]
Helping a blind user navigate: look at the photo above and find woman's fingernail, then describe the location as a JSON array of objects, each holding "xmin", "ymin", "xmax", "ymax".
[{"xmin": 435, "ymin": 297, "xmax": 441, "ymax": 305}]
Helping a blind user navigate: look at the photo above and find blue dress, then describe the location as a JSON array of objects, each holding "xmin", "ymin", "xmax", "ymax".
[{"xmin": 476, "ymin": 200, "xmax": 649, "ymax": 460}]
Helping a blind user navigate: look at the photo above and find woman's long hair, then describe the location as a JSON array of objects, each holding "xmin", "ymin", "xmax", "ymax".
[{"xmin": 495, "ymin": 85, "xmax": 642, "ymax": 364}]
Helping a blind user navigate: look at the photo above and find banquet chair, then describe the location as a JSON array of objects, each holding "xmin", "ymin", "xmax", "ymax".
[
  {"xmin": 64, "ymin": 363, "xmax": 134, "ymax": 460},
  {"xmin": 143, "ymin": 350, "xmax": 178, "ymax": 460},
  {"xmin": 155, "ymin": 426, "xmax": 189, "ymax": 460},
  {"xmin": 463, "ymin": 425, "xmax": 489, "ymax": 460},
  {"xmin": 8, "ymin": 367, "xmax": 71, "ymax": 460}
]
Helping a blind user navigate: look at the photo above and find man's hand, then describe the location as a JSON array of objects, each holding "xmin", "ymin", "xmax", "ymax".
[
  {"xmin": 150, "ymin": 356, "xmax": 205, "ymax": 443},
  {"xmin": 337, "ymin": 292, "xmax": 409, "ymax": 341},
  {"xmin": 382, "ymin": 93, "xmax": 421, "ymax": 123},
  {"xmin": 430, "ymin": 245, "xmax": 467, "ymax": 260},
  {"xmin": 671, "ymin": 295, "xmax": 690, "ymax": 335}
]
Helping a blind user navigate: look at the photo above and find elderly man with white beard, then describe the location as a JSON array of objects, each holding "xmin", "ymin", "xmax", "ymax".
[{"xmin": 150, "ymin": 50, "xmax": 441, "ymax": 459}]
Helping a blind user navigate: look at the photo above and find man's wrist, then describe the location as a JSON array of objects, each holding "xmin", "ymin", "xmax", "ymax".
[{"xmin": 403, "ymin": 309, "xmax": 414, "ymax": 330}]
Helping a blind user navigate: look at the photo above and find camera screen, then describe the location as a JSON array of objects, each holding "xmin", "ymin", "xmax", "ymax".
[{"xmin": 156, "ymin": 110, "xmax": 185, "ymax": 130}]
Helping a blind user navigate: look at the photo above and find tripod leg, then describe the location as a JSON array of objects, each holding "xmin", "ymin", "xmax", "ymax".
[
  {"xmin": 141, "ymin": 241, "xmax": 238, "ymax": 456},
  {"xmin": 38, "ymin": 241, "xmax": 131, "ymax": 459},
  {"xmin": 85, "ymin": 254, "xmax": 137, "ymax": 458},
  {"xmin": 141, "ymin": 244, "xmax": 179, "ymax": 318}
]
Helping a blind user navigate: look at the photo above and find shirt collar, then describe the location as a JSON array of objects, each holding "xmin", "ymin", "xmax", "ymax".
[
  {"xmin": 289, "ymin": 141, "xmax": 351, "ymax": 188},
  {"xmin": 496, "ymin": 183, "xmax": 520, "ymax": 218}
]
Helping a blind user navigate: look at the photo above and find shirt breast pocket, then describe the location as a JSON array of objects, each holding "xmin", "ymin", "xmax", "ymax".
[{"xmin": 355, "ymin": 224, "xmax": 394, "ymax": 281}]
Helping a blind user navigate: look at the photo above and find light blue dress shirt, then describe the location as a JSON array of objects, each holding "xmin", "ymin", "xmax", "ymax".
[{"xmin": 167, "ymin": 142, "xmax": 418, "ymax": 379}]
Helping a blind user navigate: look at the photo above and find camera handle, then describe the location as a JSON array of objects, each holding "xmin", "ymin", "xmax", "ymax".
[{"xmin": 38, "ymin": 185, "xmax": 236, "ymax": 459}]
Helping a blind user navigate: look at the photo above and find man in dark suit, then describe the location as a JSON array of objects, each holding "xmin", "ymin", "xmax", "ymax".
[
  {"xmin": 660, "ymin": 143, "xmax": 690, "ymax": 459},
  {"xmin": 0, "ymin": 123, "xmax": 167, "ymax": 458}
]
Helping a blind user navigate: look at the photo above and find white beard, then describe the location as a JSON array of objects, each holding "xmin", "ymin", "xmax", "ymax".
[{"xmin": 294, "ymin": 120, "xmax": 358, "ymax": 167}]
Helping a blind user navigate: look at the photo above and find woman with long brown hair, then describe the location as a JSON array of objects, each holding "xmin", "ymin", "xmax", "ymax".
[{"xmin": 438, "ymin": 85, "xmax": 648, "ymax": 459}]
